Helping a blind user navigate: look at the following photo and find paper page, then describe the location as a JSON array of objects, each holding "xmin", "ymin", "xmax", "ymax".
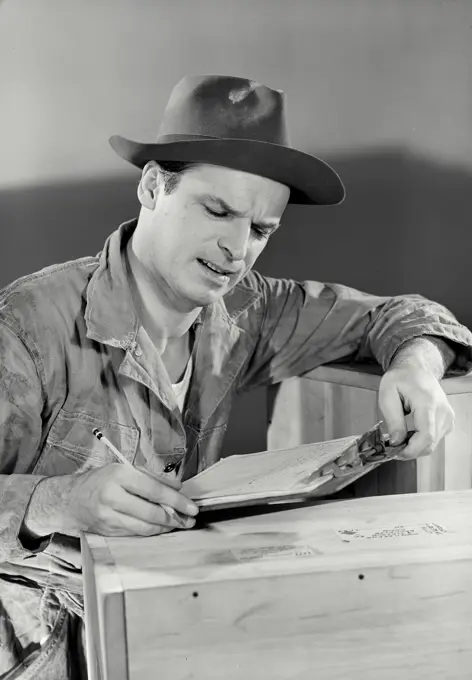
[{"xmin": 182, "ymin": 435, "xmax": 358, "ymax": 501}]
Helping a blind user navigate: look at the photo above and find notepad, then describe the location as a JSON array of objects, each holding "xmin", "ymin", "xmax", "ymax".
[{"xmin": 182, "ymin": 434, "xmax": 362, "ymax": 510}]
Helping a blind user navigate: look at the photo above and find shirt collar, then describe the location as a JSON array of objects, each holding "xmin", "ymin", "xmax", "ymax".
[{"xmin": 84, "ymin": 219, "xmax": 262, "ymax": 348}]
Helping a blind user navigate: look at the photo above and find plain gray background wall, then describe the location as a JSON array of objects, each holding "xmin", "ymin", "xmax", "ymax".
[{"xmin": 1, "ymin": 0, "xmax": 471, "ymax": 455}]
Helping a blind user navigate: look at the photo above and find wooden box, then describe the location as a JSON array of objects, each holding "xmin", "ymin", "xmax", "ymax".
[
  {"xmin": 267, "ymin": 364, "xmax": 472, "ymax": 496},
  {"xmin": 82, "ymin": 490, "xmax": 472, "ymax": 680}
]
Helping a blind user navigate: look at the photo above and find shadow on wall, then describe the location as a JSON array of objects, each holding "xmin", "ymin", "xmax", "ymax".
[
  {"xmin": 1, "ymin": 147, "xmax": 471, "ymax": 455},
  {"xmin": 258, "ymin": 146, "xmax": 472, "ymax": 329}
]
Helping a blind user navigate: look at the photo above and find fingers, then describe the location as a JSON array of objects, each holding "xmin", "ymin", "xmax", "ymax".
[
  {"xmin": 97, "ymin": 508, "xmax": 182, "ymax": 537},
  {"xmin": 101, "ymin": 485, "xmax": 197, "ymax": 533},
  {"xmin": 379, "ymin": 371, "xmax": 454, "ymax": 460},
  {"xmin": 378, "ymin": 381, "xmax": 408, "ymax": 446},
  {"xmin": 395, "ymin": 407, "xmax": 435, "ymax": 460},
  {"xmin": 119, "ymin": 467, "xmax": 199, "ymax": 518},
  {"xmin": 396, "ymin": 401, "xmax": 455, "ymax": 460},
  {"xmin": 379, "ymin": 370, "xmax": 455, "ymax": 461}
]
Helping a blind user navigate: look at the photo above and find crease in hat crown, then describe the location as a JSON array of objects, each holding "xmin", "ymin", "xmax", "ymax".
[
  {"xmin": 108, "ymin": 73, "xmax": 346, "ymax": 206},
  {"xmin": 155, "ymin": 74, "xmax": 290, "ymax": 145}
]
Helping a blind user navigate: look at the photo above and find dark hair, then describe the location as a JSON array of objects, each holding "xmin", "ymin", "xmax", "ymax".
[{"xmin": 157, "ymin": 160, "xmax": 199, "ymax": 194}]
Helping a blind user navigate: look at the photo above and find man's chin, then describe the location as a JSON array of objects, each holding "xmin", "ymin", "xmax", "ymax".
[{"xmin": 185, "ymin": 282, "xmax": 233, "ymax": 307}]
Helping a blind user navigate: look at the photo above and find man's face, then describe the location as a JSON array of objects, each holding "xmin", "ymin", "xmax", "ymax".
[{"xmin": 133, "ymin": 163, "xmax": 290, "ymax": 311}]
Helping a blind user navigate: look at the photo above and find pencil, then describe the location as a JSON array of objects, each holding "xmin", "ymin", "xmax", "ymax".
[
  {"xmin": 92, "ymin": 428, "xmax": 131, "ymax": 467},
  {"xmin": 92, "ymin": 428, "xmax": 178, "ymax": 521}
]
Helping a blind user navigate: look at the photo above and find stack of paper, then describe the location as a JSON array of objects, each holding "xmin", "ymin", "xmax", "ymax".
[{"xmin": 182, "ymin": 435, "xmax": 360, "ymax": 510}]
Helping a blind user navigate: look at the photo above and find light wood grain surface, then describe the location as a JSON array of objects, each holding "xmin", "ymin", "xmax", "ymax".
[{"xmin": 82, "ymin": 490, "xmax": 472, "ymax": 680}]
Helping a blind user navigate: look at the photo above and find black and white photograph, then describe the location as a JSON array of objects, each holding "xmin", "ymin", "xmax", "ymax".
[{"xmin": 1, "ymin": 1, "xmax": 472, "ymax": 678}]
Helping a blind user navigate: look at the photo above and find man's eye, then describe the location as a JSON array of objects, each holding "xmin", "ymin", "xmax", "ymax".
[
  {"xmin": 251, "ymin": 226, "xmax": 269, "ymax": 240},
  {"xmin": 204, "ymin": 206, "xmax": 228, "ymax": 218}
]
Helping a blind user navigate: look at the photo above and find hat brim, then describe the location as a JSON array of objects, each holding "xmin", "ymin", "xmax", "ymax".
[{"xmin": 109, "ymin": 135, "xmax": 345, "ymax": 206}]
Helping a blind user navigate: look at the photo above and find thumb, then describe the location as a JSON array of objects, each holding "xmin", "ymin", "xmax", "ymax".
[{"xmin": 378, "ymin": 382, "xmax": 408, "ymax": 446}]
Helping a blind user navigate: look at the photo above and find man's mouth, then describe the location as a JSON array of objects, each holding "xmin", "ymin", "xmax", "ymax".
[{"xmin": 197, "ymin": 259, "xmax": 235, "ymax": 277}]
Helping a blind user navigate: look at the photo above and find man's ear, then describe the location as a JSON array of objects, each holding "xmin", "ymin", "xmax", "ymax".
[{"xmin": 137, "ymin": 161, "xmax": 161, "ymax": 209}]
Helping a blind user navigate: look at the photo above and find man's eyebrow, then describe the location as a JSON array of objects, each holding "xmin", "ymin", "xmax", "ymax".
[{"xmin": 202, "ymin": 194, "xmax": 280, "ymax": 230}]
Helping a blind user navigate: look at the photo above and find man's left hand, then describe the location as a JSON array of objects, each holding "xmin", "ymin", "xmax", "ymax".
[{"xmin": 378, "ymin": 367, "xmax": 455, "ymax": 459}]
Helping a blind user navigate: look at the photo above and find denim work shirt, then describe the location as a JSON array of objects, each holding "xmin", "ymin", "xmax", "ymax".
[{"xmin": 1, "ymin": 219, "xmax": 472, "ymax": 678}]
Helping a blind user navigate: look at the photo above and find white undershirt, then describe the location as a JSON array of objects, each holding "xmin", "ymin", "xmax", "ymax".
[{"xmin": 171, "ymin": 353, "xmax": 193, "ymax": 412}]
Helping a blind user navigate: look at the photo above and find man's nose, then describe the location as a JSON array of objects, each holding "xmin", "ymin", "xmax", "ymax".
[{"xmin": 217, "ymin": 220, "xmax": 250, "ymax": 261}]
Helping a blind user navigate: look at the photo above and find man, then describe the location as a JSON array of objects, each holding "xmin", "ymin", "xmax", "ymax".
[{"xmin": 0, "ymin": 74, "xmax": 471, "ymax": 678}]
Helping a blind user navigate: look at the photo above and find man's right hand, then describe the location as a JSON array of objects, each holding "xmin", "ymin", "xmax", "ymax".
[{"xmin": 23, "ymin": 463, "xmax": 199, "ymax": 539}]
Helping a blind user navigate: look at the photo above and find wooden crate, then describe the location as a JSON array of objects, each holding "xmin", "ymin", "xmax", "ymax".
[
  {"xmin": 82, "ymin": 490, "xmax": 472, "ymax": 680},
  {"xmin": 267, "ymin": 364, "xmax": 472, "ymax": 496}
]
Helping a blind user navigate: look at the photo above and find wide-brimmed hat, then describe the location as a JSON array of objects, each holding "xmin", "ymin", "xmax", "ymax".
[{"xmin": 109, "ymin": 75, "xmax": 345, "ymax": 205}]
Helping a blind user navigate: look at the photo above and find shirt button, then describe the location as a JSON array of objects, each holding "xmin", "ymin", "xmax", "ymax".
[
  {"xmin": 134, "ymin": 346, "xmax": 143, "ymax": 357},
  {"xmin": 163, "ymin": 462, "xmax": 176, "ymax": 473}
]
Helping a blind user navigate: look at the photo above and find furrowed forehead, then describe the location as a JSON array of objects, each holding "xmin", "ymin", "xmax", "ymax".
[
  {"xmin": 203, "ymin": 194, "xmax": 281, "ymax": 229},
  {"xmin": 185, "ymin": 164, "xmax": 289, "ymax": 221}
]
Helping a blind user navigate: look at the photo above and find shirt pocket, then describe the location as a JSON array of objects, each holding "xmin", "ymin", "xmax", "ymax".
[
  {"xmin": 32, "ymin": 410, "xmax": 139, "ymax": 476},
  {"xmin": 184, "ymin": 421, "xmax": 229, "ymax": 478}
]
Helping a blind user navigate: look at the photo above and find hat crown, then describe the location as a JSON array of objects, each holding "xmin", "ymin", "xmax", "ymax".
[
  {"xmin": 157, "ymin": 75, "xmax": 290, "ymax": 146},
  {"xmin": 109, "ymin": 73, "xmax": 346, "ymax": 205}
]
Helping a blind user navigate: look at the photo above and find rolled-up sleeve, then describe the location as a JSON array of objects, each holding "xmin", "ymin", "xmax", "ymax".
[
  {"xmin": 0, "ymin": 321, "xmax": 50, "ymax": 561},
  {"xmin": 238, "ymin": 271, "xmax": 472, "ymax": 390}
]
